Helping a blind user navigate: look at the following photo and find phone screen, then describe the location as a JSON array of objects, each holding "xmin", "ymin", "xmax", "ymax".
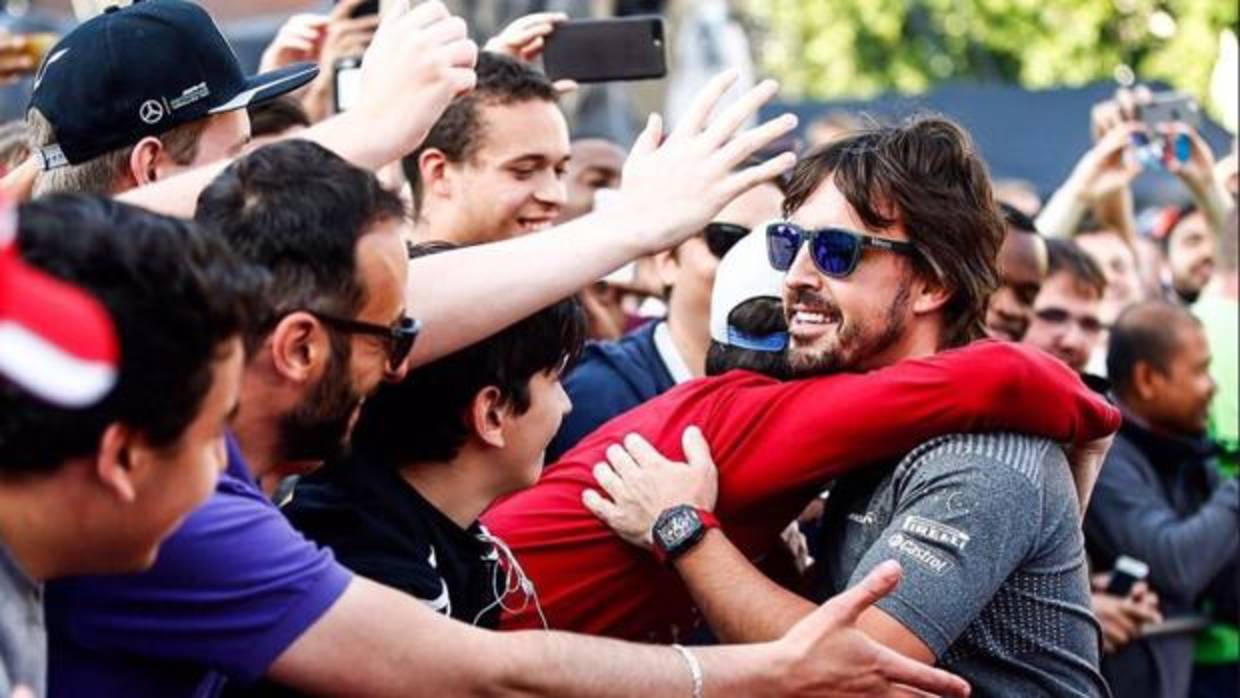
[{"xmin": 334, "ymin": 60, "xmax": 362, "ymax": 113}]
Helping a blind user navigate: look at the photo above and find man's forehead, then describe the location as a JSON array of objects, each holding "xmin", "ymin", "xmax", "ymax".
[
  {"xmin": 790, "ymin": 178, "xmax": 904, "ymax": 239},
  {"xmin": 474, "ymin": 100, "xmax": 571, "ymax": 162}
]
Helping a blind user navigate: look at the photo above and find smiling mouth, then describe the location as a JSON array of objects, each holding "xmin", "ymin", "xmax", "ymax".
[
  {"xmin": 787, "ymin": 306, "xmax": 843, "ymax": 337},
  {"xmin": 516, "ymin": 218, "xmax": 554, "ymax": 233}
]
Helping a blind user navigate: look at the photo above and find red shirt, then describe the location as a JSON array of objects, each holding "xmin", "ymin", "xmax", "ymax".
[{"xmin": 482, "ymin": 341, "xmax": 1121, "ymax": 641}]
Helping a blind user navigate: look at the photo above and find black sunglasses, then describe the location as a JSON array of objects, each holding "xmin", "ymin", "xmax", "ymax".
[
  {"xmin": 765, "ymin": 221, "xmax": 917, "ymax": 278},
  {"xmin": 704, "ymin": 222, "xmax": 751, "ymax": 259},
  {"xmin": 309, "ymin": 311, "xmax": 421, "ymax": 372}
]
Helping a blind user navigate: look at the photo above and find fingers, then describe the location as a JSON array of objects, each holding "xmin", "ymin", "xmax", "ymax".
[
  {"xmin": 720, "ymin": 151, "xmax": 798, "ymax": 198},
  {"xmin": 715, "ymin": 112, "xmax": 798, "ymax": 169},
  {"xmin": 701, "ymin": 79, "xmax": 781, "ymax": 148},
  {"xmin": 629, "ymin": 113, "xmax": 664, "ymax": 159},
  {"xmin": 582, "ymin": 487, "xmax": 620, "ymax": 521},
  {"xmin": 823, "ymin": 560, "xmax": 903, "ymax": 627},
  {"xmin": 668, "ymin": 70, "xmax": 739, "ymax": 142},
  {"xmin": 592, "ymin": 462, "xmax": 627, "ymax": 500},
  {"xmin": 681, "ymin": 425, "xmax": 714, "ymax": 469},
  {"xmin": 606, "ymin": 442, "xmax": 644, "ymax": 480},
  {"xmin": 875, "ymin": 646, "xmax": 972, "ymax": 698},
  {"xmin": 621, "ymin": 432, "xmax": 671, "ymax": 470}
]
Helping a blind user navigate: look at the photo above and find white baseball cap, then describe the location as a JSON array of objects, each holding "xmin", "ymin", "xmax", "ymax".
[{"xmin": 708, "ymin": 226, "xmax": 789, "ymax": 351}]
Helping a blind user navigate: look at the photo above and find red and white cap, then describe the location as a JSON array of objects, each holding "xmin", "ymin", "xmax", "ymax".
[{"xmin": 0, "ymin": 196, "xmax": 119, "ymax": 406}]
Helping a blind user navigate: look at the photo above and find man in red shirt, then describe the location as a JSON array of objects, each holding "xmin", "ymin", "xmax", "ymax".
[{"xmin": 483, "ymin": 221, "xmax": 1120, "ymax": 642}]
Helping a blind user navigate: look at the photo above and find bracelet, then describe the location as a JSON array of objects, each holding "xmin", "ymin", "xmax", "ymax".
[{"xmin": 672, "ymin": 644, "xmax": 704, "ymax": 698}]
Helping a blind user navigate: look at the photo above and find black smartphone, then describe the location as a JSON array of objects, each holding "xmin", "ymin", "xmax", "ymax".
[
  {"xmin": 542, "ymin": 16, "xmax": 666, "ymax": 83},
  {"xmin": 1105, "ymin": 556, "xmax": 1150, "ymax": 597}
]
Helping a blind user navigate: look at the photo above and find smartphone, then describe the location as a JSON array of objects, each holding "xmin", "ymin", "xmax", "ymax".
[
  {"xmin": 1106, "ymin": 556, "xmax": 1150, "ymax": 597},
  {"xmin": 1138, "ymin": 92, "xmax": 1201, "ymax": 131},
  {"xmin": 542, "ymin": 17, "xmax": 666, "ymax": 83},
  {"xmin": 333, "ymin": 57, "xmax": 362, "ymax": 113}
]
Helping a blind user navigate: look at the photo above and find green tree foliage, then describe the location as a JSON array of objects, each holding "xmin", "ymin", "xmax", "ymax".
[{"xmin": 743, "ymin": 0, "xmax": 1238, "ymax": 116}]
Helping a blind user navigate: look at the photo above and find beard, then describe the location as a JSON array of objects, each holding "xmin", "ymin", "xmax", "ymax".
[
  {"xmin": 786, "ymin": 276, "xmax": 912, "ymax": 377},
  {"xmin": 278, "ymin": 336, "xmax": 365, "ymax": 465}
]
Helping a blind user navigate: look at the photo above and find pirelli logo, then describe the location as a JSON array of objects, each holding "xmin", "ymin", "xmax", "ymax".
[{"xmin": 901, "ymin": 515, "xmax": 970, "ymax": 552}]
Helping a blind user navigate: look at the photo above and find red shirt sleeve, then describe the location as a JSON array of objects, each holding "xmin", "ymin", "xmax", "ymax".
[{"xmin": 708, "ymin": 340, "xmax": 1121, "ymax": 515}]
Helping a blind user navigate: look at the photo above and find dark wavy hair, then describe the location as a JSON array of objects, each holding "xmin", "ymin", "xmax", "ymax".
[{"xmin": 783, "ymin": 115, "xmax": 1003, "ymax": 348}]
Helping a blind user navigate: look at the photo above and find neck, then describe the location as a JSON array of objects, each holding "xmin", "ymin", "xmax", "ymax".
[
  {"xmin": 399, "ymin": 450, "xmax": 507, "ymax": 530},
  {"xmin": 0, "ymin": 478, "xmax": 77, "ymax": 581},
  {"xmin": 411, "ymin": 204, "xmax": 473, "ymax": 246},
  {"xmin": 860, "ymin": 320, "xmax": 942, "ymax": 370},
  {"xmin": 665, "ymin": 312, "xmax": 708, "ymax": 378}
]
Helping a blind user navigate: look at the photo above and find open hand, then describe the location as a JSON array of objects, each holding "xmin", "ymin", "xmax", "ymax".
[{"xmin": 616, "ymin": 71, "xmax": 797, "ymax": 255}]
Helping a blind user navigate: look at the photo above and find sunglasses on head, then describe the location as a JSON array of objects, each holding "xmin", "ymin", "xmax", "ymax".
[
  {"xmin": 765, "ymin": 221, "xmax": 918, "ymax": 278},
  {"xmin": 309, "ymin": 311, "xmax": 422, "ymax": 373},
  {"xmin": 704, "ymin": 222, "xmax": 751, "ymax": 259}
]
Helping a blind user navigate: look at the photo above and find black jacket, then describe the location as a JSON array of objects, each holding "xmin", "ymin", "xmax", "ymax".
[{"xmin": 1085, "ymin": 416, "xmax": 1239, "ymax": 698}]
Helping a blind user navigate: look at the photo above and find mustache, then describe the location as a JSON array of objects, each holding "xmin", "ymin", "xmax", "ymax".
[{"xmin": 786, "ymin": 288, "xmax": 842, "ymax": 317}]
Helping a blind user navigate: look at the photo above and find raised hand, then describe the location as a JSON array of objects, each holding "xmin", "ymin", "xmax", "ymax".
[
  {"xmin": 772, "ymin": 561, "xmax": 972, "ymax": 697},
  {"xmin": 259, "ymin": 13, "xmax": 329, "ymax": 72},
  {"xmin": 351, "ymin": 0, "xmax": 477, "ymax": 162}
]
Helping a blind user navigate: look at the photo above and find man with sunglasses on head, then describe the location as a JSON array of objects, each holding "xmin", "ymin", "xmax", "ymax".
[
  {"xmin": 569, "ymin": 117, "xmax": 1119, "ymax": 697},
  {"xmin": 546, "ymin": 179, "xmax": 785, "ymax": 461}
]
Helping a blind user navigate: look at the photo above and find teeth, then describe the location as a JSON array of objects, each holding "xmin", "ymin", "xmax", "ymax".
[{"xmin": 794, "ymin": 311, "xmax": 831, "ymax": 324}]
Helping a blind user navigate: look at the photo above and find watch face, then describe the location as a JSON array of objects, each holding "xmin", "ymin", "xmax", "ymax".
[{"xmin": 656, "ymin": 507, "xmax": 701, "ymax": 551}]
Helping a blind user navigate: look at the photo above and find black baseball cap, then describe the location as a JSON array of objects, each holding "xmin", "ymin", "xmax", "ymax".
[{"xmin": 29, "ymin": 0, "xmax": 319, "ymax": 168}]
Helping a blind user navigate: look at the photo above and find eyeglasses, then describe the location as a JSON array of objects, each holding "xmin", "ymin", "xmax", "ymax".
[
  {"xmin": 765, "ymin": 221, "xmax": 918, "ymax": 278},
  {"xmin": 309, "ymin": 311, "xmax": 421, "ymax": 372},
  {"xmin": 704, "ymin": 222, "xmax": 751, "ymax": 259},
  {"xmin": 1032, "ymin": 307, "xmax": 1106, "ymax": 336}
]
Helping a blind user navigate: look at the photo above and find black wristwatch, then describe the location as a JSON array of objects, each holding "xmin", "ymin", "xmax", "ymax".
[{"xmin": 652, "ymin": 505, "xmax": 720, "ymax": 564}]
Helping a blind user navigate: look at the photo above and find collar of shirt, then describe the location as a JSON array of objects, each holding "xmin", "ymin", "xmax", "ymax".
[{"xmin": 652, "ymin": 320, "xmax": 693, "ymax": 385}]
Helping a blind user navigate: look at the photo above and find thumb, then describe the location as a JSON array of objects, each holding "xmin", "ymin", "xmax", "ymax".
[
  {"xmin": 821, "ymin": 560, "xmax": 903, "ymax": 627},
  {"xmin": 629, "ymin": 113, "xmax": 664, "ymax": 160},
  {"xmin": 681, "ymin": 425, "xmax": 715, "ymax": 470}
]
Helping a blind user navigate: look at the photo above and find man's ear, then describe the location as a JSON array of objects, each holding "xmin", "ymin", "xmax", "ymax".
[
  {"xmin": 1132, "ymin": 361, "xmax": 1162, "ymax": 402},
  {"xmin": 268, "ymin": 312, "xmax": 330, "ymax": 384},
  {"xmin": 652, "ymin": 248, "xmax": 681, "ymax": 289},
  {"xmin": 94, "ymin": 423, "xmax": 138, "ymax": 503},
  {"xmin": 910, "ymin": 270, "xmax": 953, "ymax": 316},
  {"xmin": 470, "ymin": 386, "xmax": 508, "ymax": 450},
  {"xmin": 126, "ymin": 137, "xmax": 167, "ymax": 187},
  {"xmin": 420, "ymin": 149, "xmax": 452, "ymax": 200}
]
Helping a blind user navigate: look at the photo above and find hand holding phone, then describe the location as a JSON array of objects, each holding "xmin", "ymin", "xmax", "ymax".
[{"xmin": 1105, "ymin": 556, "xmax": 1150, "ymax": 597}]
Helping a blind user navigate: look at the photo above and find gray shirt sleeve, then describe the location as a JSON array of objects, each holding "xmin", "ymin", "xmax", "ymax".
[{"xmin": 846, "ymin": 440, "xmax": 1046, "ymax": 655}]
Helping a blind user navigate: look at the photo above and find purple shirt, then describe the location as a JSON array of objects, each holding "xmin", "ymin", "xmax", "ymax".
[{"xmin": 45, "ymin": 436, "xmax": 352, "ymax": 697}]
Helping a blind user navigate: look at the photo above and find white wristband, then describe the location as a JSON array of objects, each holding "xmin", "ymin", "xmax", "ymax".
[{"xmin": 672, "ymin": 644, "xmax": 704, "ymax": 698}]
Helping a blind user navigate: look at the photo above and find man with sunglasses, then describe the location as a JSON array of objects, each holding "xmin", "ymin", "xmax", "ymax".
[
  {"xmin": 1023, "ymin": 238, "xmax": 1109, "ymax": 373},
  {"xmin": 578, "ymin": 117, "xmax": 1119, "ymax": 697},
  {"xmin": 546, "ymin": 180, "xmax": 785, "ymax": 461}
]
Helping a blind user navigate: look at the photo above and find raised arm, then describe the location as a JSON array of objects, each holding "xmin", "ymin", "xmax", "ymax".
[{"xmin": 404, "ymin": 73, "xmax": 797, "ymax": 365}]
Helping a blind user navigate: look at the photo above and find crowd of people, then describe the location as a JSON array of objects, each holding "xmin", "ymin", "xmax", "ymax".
[{"xmin": 0, "ymin": 1, "xmax": 1236, "ymax": 697}]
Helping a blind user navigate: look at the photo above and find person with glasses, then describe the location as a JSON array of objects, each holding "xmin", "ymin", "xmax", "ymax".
[
  {"xmin": 545, "ymin": 179, "xmax": 785, "ymax": 462},
  {"xmin": 485, "ymin": 223, "xmax": 1121, "ymax": 647},
  {"xmin": 566, "ymin": 117, "xmax": 1121, "ymax": 697},
  {"xmin": 1023, "ymin": 238, "xmax": 1109, "ymax": 374}
]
